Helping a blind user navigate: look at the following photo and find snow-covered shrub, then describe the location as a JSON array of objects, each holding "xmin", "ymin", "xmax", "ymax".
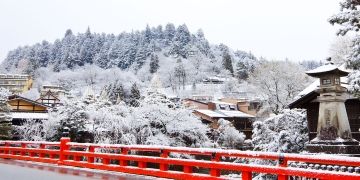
[
  {"xmin": 14, "ymin": 119, "xmax": 44, "ymax": 141},
  {"xmin": 0, "ymin": 88, "xmax": 12, "ymax": 140},
  {"xmin": 348, "ymin": 70, "xmax": 360, "ymax": 97},
  {"xmin": 48, "ymin": 98, "xmax": 91, "ymax": 142},
  {"xmin": 215, "ymin": 119, "xmax": 245, "ymax": 149},
  {"xmin": 46, "ymin": 91, "xmax": 211, "ymax": 147},
  {"xmin": 252, "ymin": 109, "xmax": 308, "ymax": 153}
]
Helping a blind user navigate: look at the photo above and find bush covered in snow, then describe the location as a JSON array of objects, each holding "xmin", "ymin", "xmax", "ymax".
[
  {"xmin": 0, "ymin": 88, "xmax": 12, "ymax": 140},
  {"xmin": 19, "ymin": 91, "xmax": 212, "ymax": 147},
  {"xmin": 252, "ymin": 109, "xmax": 308, "ymax": 153},
  {"xmin": 213, "ymin": 119, "xmax": 245, "ymax": 149}
]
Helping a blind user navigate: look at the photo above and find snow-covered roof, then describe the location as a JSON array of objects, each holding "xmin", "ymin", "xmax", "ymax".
[
  {"xmin": 305, "ymin": 63, "xmax": 349, "ymax": 77},
  {"xmin": 218, "ymin": 110, "xmax": 255, "ymax": 118},
  {"xmin": 211, "ymin": 101, "xmax": 236, "ymax": 105},
  {"xmin": 194, "ymin": 109, "xmax": 227, "ymax": 118},
  {"xmin": 11, "ymin": 112, "xmax": 48, "ymax": 119},
  {"xmin": 194, "ymin": 109, "xmax": 254, "ymax": 118}
]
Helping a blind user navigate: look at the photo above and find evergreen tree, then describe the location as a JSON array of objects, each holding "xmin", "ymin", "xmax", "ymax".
[
  {"xmin": 144, "ymin": 25, "xmax": 153, "ymax": 44},
  {"xmin": 164, "ymin": 23, "xmax": 176, "ymax": 45},
  {"xmin": 235, "ymin": 61, "xmax": 248, "ymax": 80},
  {"xmin": 171, "ymin": 24, "xmax": 192, "ymax": 58},
  {"xmin": 222, "ymin": 52, "xmax": 234, "ymax": 75},
  {"xmin": 129, "ymin": 83, "xmax": 141, "ymax": 107},
  {"xmin": 149, "ymin": 54, "xmax": 160, "ymax": 73},
  {"xmin": 329, "ymin": 0, "xmax": 360, "ymax": 68}
]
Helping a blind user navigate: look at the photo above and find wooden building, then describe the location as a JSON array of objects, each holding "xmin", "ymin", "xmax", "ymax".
[
  {"xmin": 8, "ymin": 95, "xmax": 50, "ymax": 126},
  {"xmin": 36, "ymin": 90, "xmax": 62, "ymax": 107},
  {"xmin": 183, "ymin": 98, "xmax": 209, "ymax": 109},
  {"xmin": 8, "ymin": 95, "xmax": 49, "ymax": 113},
  {"xmin": 193, "ymin": 101, "xmax": 255, "ymax": 139}
]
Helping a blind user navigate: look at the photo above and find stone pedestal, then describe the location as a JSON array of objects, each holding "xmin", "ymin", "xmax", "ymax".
[{"xmin": 306, "ymin": 141, "xmax": 360, "ymax": 157}]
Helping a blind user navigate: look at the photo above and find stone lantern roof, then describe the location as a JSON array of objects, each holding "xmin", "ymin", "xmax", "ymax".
[{"xmin": 305, "ymin": 58, "xmax": 349, "ymax": 77}]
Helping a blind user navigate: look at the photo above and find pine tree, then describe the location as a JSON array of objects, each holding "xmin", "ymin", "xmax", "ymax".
[
  {"xmin": 129, "ymin": 83, "xmax": 141, "ymax": 107},
  {"xmin": 235, "ymin": 61, "xmax": 248, "ymax": 80},
  {"xmin": 149, "ymin": 54, "xmax": 160, "ymax": 73},
  {"xmin": 164, "ymin": 23, "xmax": 176, "ymax": 45},
  {"xmin": 222, "ymin": 52, "xmax": 234, "ymax": 75},
  {"xmin": 329, "ymin": 0, "xmax": 360, "ymax": 68},
  {"xmin": 171, "ymin": 24, "xmax": 192, "ymax": 58}
]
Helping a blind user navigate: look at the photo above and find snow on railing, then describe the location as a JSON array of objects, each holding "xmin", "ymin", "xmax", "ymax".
[{"xmin": 0, "ymin": 138, "xmax": 360, "ymax": 180}]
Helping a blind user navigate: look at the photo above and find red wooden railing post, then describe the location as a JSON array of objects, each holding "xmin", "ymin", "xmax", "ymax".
[
  {"xmin": 39, "ymin": 144, "xmax": 46, "ymax": 158},
  {"xmin": 277, "ymin": 154, "xmax": 288, "ymax": 180},
  {"xmin": 87, "ymin": 146, "xmax": 95, "ymax": 163},
  {"xmin": 183, "ymin": 165, "xmax": 193, "ymax": 174},
  {"xmin": 242, "ymin": 171, "xmax": 252, "ymax": 180},
  {"xmin": 4, "ymin": 142, "xmax": 9, "ymax": 154},
  {"xmin": 138, "ymin": 161, "xmax": 147, "ymax": 168},
  {"xmin": 20, "ymin": 143, "xmax": 26, "ymax": 156},
  {"xmin": 11, "ymin": 143, "xmax": 17, "ymax": 155},
  {"xmin": 159, "ymin": 149, "xmax": 169, "ymax": 171},
  {"xmin": 103, "ymin": 157, "xmax": 110, "ymax": 165},
  {"xmin": 119, "ymin": 148, "xmax": 128, "ymax": 166},
  {"xmin": 58, "ymin": 137, "xmax": 70, "ymax": 165},
  {"xmin": 210, "ymin": 153, "xmax": 221, "ymax": 177}
]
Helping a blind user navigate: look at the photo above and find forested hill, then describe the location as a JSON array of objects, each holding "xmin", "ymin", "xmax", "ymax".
[{"xmin": 1, "ymin": 23, "xmax": 257, "ymax": 76}]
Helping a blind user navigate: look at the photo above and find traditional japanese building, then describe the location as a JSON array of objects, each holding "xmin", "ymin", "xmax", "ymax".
[
  {"xmin": 289, "ymin": 59, "xmax": 360, "ymax": 155},
  {"xmin": 8, "ymin": 95, "xmax": 50, "ymax": 125},
  {"xmin": 0, "ymin": 74, "xmax": 33, "ymax": 94},
  {"xmin": 36, "ymin": 90, "xmax": 62, "ymax": 107},
  {"xmin": 193, "ymin": 101, "xmax": 255, "ymax": 139}
]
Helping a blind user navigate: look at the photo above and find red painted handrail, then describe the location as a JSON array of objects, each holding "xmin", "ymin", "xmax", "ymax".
[{"xmin": 0, "ymin": 138, "xmax": 359, "ymax": 180}]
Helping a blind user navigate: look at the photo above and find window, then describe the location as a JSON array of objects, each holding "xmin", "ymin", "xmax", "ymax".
[
  {"xmin": 335, "ymin": 78, "xmax": 340, "ymax": 85},
  {"xmin": 219, "ymin": 104, "xmax": 227, "ymax": 110},
  {"xmin": 322, "ymin": 79, "xmax": 331, "ymax": 85}
]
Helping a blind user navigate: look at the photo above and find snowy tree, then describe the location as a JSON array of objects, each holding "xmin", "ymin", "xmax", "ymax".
[
  {"xmin": 329, "ymin": 35, "xmax": 353, "ymax": 64},
  {"xmin": 250, "ymin": 60, "xmax": 310, "ymax": 114},
  {"xmin": 215, "ymin": 119, "xmax": 245, "ymax": 149},
  {"xmin": 149, "ymin": 53, "xmax": 160, "ymax": 73},
  {"xmin": 329, "ymin": 0, "xmax": 360, "ymax": 95},
  {"xmin": 222, "ymin": 52, "xmax": 234, "ymax": 75},
  {"xmin": 129, "ymin": 83, "xmax": 141, "ymax": 107},
  {"xmin": 0, "ymin": 88, "xmax": 12, "ymax": 140},
  {"xmin": 164, "ymin": 23, "xmax": 176, "ymax": 46},
  {"xmin": 252, "ymin": 109, "xmax": 308, "ymax": 153},
  {"xmin": 170, "ymin": 24, "xmax": 192, "ymax": 58},
  {"xmin": 100, "ymin": 80, "xmax": 126, "ymax": 104},
  {"xmin": 49, "ymin": 98, "xmax": 90, "ymax": 142},
  {"xmin": 14, "ymin": 119, "xmax": 44, "ymax": 141},
  {"xmin": 174, "ymin": 60, "xmax": 187, "ymax": 89},
  {"xmin": 299, "ymin": 60, "xmax": 322, "ymax": 70},
  {"xmin": 235, "ymin": 61, "xmax": 248, "ymax": 80}
]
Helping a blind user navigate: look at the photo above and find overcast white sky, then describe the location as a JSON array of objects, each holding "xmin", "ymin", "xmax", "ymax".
[{"xmin": 0, "ymin": 0, "xmax": 341, "ymax": 62}]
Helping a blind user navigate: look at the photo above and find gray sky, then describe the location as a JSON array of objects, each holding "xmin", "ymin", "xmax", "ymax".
[{"xmin": 0, "ymin": 0, "xmax": 341, "ymax": 62}]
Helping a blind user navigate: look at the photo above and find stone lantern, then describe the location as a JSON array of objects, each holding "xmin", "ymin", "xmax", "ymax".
[{"xmin": 305, "ymin": 58, "xmax": 359, "ymax": 155}]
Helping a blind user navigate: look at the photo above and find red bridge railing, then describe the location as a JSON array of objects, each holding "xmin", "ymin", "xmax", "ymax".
[{"xmin": 0, "ymin": 137, "xmax": 360, "ymax": 180}]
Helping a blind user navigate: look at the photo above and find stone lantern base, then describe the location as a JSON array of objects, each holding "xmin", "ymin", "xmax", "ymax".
[{"xmin": 306, "ymin": 139, "xmax": 360, "ymax": 157}]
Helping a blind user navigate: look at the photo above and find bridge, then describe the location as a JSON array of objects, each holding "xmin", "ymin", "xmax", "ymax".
[{"xmin": 0, "ymin": 137, "xmax": 360, "ymax": 180}]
